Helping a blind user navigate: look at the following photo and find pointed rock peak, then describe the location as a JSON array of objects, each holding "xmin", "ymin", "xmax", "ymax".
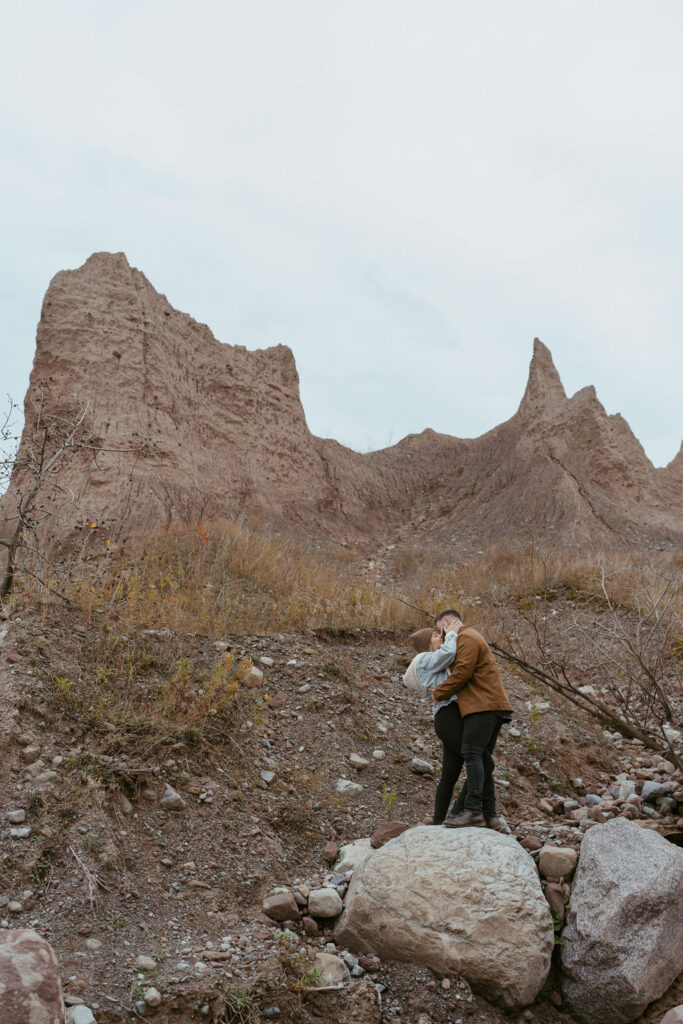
[{"xmin": 519, "ymin": 338, "xmax": 566, "ymax": 414}]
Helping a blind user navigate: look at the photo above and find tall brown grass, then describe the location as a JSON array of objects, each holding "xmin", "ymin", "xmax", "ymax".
[{"xmin": 43, "ymin": 520, "xmax": 416, "ymax": 635}]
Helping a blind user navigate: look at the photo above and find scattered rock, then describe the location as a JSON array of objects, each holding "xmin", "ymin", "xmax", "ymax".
[
  {"xmin": 134, "ymin": 955, "xmax": 157, "ymax": 971},
  {"xmin": 561, "ymin": 819, "xmax": 683, "ymax": 1023},
  {"xmin": 6, "ymin": 810, "xmax": 26, "ymax": 824},
  {"xmin": 538, "ymin": 846, "xmax": 578, "ymax": 880},
  {"xmin": 410, "ymin": 758, "xmax": 434, "ymax": 775},
  {"xmin": 262, "ymin": 893, "xmax": 300, "ymax": 922},
  {"xmin": 247, "ymin": 666, "xmax": 264, "ymax": 688},
  {"xmin": 335, "ymin": 826, "xmax": 553, "ymax": 1007},
  {"xmin": 0, "ymin": 928, "xmax": 65, "ymax": 1024},
  {"xmin": 336, "ymin": 779, "xmax": 363, "ymax": 796},
  {"xmin": 308, "ymin": 888, "xmax": 343, "ymax": 918},
  {"xmin": 372, "ymin": 749, "xmax": 385, "ymax": 760},
  {"xmin": 66, "ymin": 1008, "xmax": 96, "ymax": 1024},
  {"xmin": 312, "ymin": 951, "xmax": 351, "ymax": 987},
  {"xmin": 159, "ymin": 784, "xmax": 187, "ymax": 811},
  {"xmin": 370, "ymin": 821, "xmax": 410, "ymax": 849},
  {"xmin": 520, "ymin": 837, "xmax": 542, "ymax": 852},
  {"xmin": 349, "ymin": 753, "xmax": 370, "ymax": 770},
  {"xmin": 323, "ymin": 840, "xmax": 339, "ymax": 864},
  {"xmin": 659, "ymin": 1007, "xmax": 683, "ymax": 1024},
  {"xmin": 143, "ymin": 987, "xmax": 162, "ymax": 1007}
]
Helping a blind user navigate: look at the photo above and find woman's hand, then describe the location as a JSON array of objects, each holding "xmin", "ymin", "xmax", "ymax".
[{"xmin": 430, "ymin": 629, "xmax": 443, "ymax": 651}]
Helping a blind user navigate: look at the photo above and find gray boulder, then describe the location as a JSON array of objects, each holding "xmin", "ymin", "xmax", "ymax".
[
  {"xmin": 561, "ymin": 818, "xmax": 683, "ymax": 1024},
  {"xmin": 334, "ymin": 825, "xmax": 553, "ymax": 1007}
]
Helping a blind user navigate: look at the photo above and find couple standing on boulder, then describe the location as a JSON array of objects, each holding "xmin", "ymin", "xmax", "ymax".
[{"xmin": 404, "ymin": 609, "xmax": 512, "ymax": 828}]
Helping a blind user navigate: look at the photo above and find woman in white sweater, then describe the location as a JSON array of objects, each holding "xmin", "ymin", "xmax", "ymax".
[{"xmin": 404, "ymin": 628, "xmax": 464, "ymax": 824}]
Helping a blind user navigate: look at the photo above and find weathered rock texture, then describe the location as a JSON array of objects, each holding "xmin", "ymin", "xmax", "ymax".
[
  {"xmin": 334, "ymin": 825, "xmax": 553, "ymax": 1008},
  {"xmin": 3, "ymin": 252, "xmax": 681, "ymax": 553},
  {"xmin": 561, "ymin": 818, "xmax": 683, "ymax": 1024},
  {"xmin": 0, "ymin": 928, "xmax": 65, "ymax": 1024}
]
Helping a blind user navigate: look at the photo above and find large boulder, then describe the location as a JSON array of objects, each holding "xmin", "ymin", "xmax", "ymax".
[
  {"xmin": 334, "ymin": 825, "xmax": 553, "ymax": 1007},
  {"xmin": 0, "ymin": 928, "xmax": 65, "ymax": 1024},
  {"xmin": 561, "ymin": 818, "xmax": 683, "ymax": 1024}
]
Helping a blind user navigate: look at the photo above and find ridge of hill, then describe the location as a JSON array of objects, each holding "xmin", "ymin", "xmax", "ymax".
[{"xmin": 3, "ymin": 252, "xmax": 681, "ymax": 556}]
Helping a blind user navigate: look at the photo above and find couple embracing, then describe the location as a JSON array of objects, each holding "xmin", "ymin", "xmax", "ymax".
[{"xmin": 404, "ymin": 609, "xmax": 513, "ymax": 828}]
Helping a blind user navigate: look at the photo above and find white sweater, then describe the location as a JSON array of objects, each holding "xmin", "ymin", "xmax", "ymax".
[{"xmin": 403, "ymin": 631, "xmax": 458, "ymax": 716}]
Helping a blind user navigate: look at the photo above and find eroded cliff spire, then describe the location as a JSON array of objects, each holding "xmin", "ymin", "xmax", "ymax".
[{"xmin": 518, "ymin": 338, "xmax": 567, "ymax": 416}]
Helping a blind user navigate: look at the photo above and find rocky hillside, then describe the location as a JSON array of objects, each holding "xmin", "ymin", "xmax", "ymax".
[
  {"xmin": 3, "ymin": 253, "xmax": 681, "ymax": 557},
  {"xmin": 1, "ymin": 606, "xmax": 682, "ymax": 1024}
]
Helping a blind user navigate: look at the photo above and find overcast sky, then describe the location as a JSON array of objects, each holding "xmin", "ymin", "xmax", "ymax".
[{"xmin": 1, "ymin": 1, "xmax": 681, "ymax": 466}]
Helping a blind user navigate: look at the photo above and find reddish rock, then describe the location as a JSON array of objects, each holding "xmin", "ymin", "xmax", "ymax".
[
  {"xmin": 587, "ymin": 807, "xmax": 607, "ymax": 822},
  {"xmin": 268, "ymin": 691, "xmax": 287, "ymax": 710},
  {"xmin": 521, "ymin": 837, "xmax": 543, "ymax": 851},
  {"xmin": 370, "ymin": 821, "xmax": 410, "ymax": 849},
  {"xmin": 323, "ymin": 840, "xmax": 339, "ymax": 864},
  {"xmin": 6, "ymin": 652, "xmax": 22, "ymax": 665},
  {"xmin": 0, "ymin": 928, "xmax": 65, "ymax": 1024},
  {"xmin": 548, "ymin": 990, "xmax": 563, "ymax": 1007},
  {"xmin": 551, "ymin": 798, "xmax": 565, "ymax": 815},
  {"xmin": 303, "ymin": 916, "xmax": 319, "ymax": 937},
  {"xmin": 544, "ymin": 882, "xmax": 566, "ymax": 926},
  {"xmin": 262, "ymin": 893, "xmax": 300, "ymax": 922},
  {"xmin": 358, "ymin": 954, "xmax": 381, "ymax": 972}
]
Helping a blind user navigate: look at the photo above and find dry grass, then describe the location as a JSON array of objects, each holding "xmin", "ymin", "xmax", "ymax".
[{"xmin": 62, "ymin": 520, "xmax": 414, "ymax": 634}]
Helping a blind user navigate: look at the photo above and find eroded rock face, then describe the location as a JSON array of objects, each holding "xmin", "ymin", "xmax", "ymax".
[
  {"xmin": 3, "ymin": 253, "xmax": 681, "ymax": 555},
  {"xmin": 334, "ymin": 825, "xmax": 553, "ymax": 1008},
  {"xmin": 0, "ymin": 928, "xmax": 65, "ymax": 1024},
  {"xmin": 561, "ymin": 819, "xmax": 683, "ymax": 1024}
]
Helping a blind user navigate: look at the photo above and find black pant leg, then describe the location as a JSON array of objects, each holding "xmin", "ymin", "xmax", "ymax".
[
  {"xmin": 432, "ymin": 704, "xmax": 464, "ymax": 824},
  {"xmin": 461, "ymin": 711, "xmax": 500, "ymax": 815},
  {"xmin": 481, "ymin": 720, "xmax": 503, "ymax": 818}
]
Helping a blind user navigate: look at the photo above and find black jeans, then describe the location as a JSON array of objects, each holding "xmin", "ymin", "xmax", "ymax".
[
  {"xmin": 456, "ymin": 710, "xmax": 505, "ymax": 817},
  {"xmin": 433, "ymin": 702, "xmax": 464, "ymax": 824}
]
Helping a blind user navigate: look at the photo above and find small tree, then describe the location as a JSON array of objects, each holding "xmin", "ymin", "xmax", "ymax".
[{"xmin": 493, "ymin": 558, "xmax": 682, "ymax": 770}]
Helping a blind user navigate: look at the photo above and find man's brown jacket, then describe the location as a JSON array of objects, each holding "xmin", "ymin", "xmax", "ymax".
[{"xmin": 431, "ymin": 625, "xmax": 513, "ymax": 717}]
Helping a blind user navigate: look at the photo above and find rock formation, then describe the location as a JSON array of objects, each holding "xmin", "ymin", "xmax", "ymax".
[
  {"xmin": 3, "ymin": 252, "xmax": 681, "ymax": 554},
  {"xmin": 334, "ymin": 825, "xmax": 554, "ymax": 1007}
]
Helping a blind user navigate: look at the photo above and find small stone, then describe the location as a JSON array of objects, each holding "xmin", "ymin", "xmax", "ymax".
[
  {"xmin": 411, "ymin": 758, "xmax": 434, "ymax": 775},
  {"xmin": 263, "ymin": 1009, "xmax": 281, "ymax": 1019},
  {"xmin": 144, "ymin": 987, "xmax": 162, "ymax": 1007},
  {"xmin": 85, "ymin": 938, "xmax": 103, "ymax": 950},
  {"xmin": 20, "ymin": 745, "xmax": 41, "ymax": 763},
  {"xmin": 9, "ymin": 826, "xmax": 31, "ymax": 839},
  {"xmin": 259, "ymin": 770, "xmax": 275, "ymax": 785},
  {"xmin": 262, "ymin": 893, "xmax": 300, "ymax": 922},
  {"xmin": 584, "ymin": 794, "xmax": 602, "ymax": 807},
  {"xmin": 247, "ymin": 666, "xmax": 264, "ymax": 688},
  {"xmin": 308, "ymin": 888, "xmax": 343, "ymax": 918},
  {"xmin": 160, "ymin": 784, "xmax": 186, "ymax": 811},
  {"xmin": 119, "ymin": 794, "xmax": 134, "ymax": 815},
  {"xmin": 539, "ymin": 798, "xmax": 554, "ymax": 815},
  {"xmin": 8, "ymin": 900, "xmax": 23, "ymax": 913},
  {"xmin": 442, "ymin": 977, "xmax": 451, "ymax": 990},
  {"xmin": 349, "ymin": 753, "xmax": 370, "ymax": 770},
  {"xmin": 539, "ymin": 846, "xmax": 578, "ymax": 880},
  {"xmin": 303, "ymin": 915, "xmax": 319, "ymax": 936},
  {"xmin": 66, "ymin": 1008, "xmax": 96, "ymax": 1024},
  {"xmin": 336, "ymin": 779, "xmax": 363, "ymax": 796},
  {"xmin": 641, "ymin": 781, "xmax": 671, "ymax": 802},
  {"xmin": 520, "ymin": 837, "xmax": 542, "ymax": 852},
  {"xmin": 323, "ymin": 840, "xmax": 339, "ymax": 864},
  {"xmin": 370, "ymin": 821, "xmax": 409, "ymax": 849},
  {"xmin": 141, "ymin": 786, "xmax": 157, "ymax": 801},
  {"xmin": 6, "ymin": 809, "xmax": 26, "ymax": 823},
  {"xmin": 260, "ymin": 656, "xmax": 274, "ymax": 667},
  {"xmin": 372, "ymin": 749, "xmax": 385, "ymax": 760},
  {"xmin": 214, "ymin": 640, "xmax": 229, "ymax": 651},
  {"xmin": 135, "ymin": 955, "xmax": 157, "ymax": 971}
]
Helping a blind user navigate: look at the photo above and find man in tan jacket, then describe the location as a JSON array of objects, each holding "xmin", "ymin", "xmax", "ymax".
[{"xmin": 431, "ymin": 609, "xmax": 513, "ymax": 828}]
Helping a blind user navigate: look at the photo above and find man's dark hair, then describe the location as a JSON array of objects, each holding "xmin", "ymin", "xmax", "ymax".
[{"xmin": 434, "ymin": 608, "xmax": 461, "ymax": 625}]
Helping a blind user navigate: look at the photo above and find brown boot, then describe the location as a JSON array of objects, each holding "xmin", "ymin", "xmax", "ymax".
[
  {"xmin": 485, "ymin": 816, "xmax": 501, "ymax": 830},
  {"xmin": 443, "ymin": 810, "xmax": 486, "ymax": 828}
]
